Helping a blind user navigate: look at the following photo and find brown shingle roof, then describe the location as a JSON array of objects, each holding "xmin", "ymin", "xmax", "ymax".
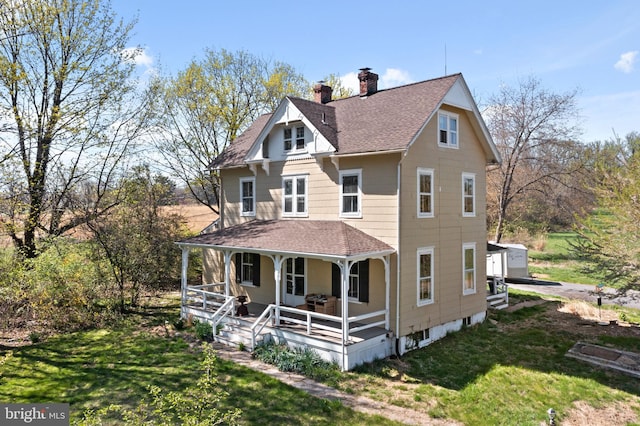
[
  {"xmin": 177, "ymin": 219, "xmax": 395, "ymax": 259},
  {"xmin": 213, "ymin": 74, "xmax": 461, "ymax": 168},
  {"xmin": 211, "ymin": 113, "xmax": 272, "ymax": 169}
]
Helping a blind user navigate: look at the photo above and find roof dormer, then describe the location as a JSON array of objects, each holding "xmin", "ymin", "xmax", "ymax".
[{"xmin": 244, "ymin": 97, "xmax": 336, "ymax": 168}]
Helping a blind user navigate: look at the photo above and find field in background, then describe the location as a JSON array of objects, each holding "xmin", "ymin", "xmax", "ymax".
[{"xmin": 526, "ymin": 232, "xmax": 601, "ymax": 285}]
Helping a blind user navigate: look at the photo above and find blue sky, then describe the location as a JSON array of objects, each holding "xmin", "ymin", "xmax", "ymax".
[{"xmin": 112, "ymin": 0, "xmax": 639, "ymax": 143}]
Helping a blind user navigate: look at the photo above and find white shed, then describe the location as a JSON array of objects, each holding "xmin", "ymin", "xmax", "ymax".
[{"xmin": 487, "ymin": 242, "xmax": 529, "ymax": 279}]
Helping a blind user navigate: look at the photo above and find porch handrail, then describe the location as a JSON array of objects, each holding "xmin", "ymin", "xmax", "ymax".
[
  {"xmin": 185, "ymin": 287, "xmax": 227, "ymax": 311},
  {"xmin": 209, "ymin": 295, "xmax": 236, "ymax": 336},
  {"xmin": 348, "ymin": 309, "xmax": 387, "ymax": 334},
  {"xmin": 188, "ymin": 283, "xmax": 225, "ymax": 291},
  {"xmin": 250, "ymin": 303, "xmax": 276, "ymax": 349},
  {"xmin": 250, "ymin": 305, "xmax": 388, "ymax": 345}
]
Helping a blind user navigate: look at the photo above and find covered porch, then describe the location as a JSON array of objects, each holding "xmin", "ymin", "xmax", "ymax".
[{"xmin": 176, "ymin": 219, "xmax": 397, "ymax": 371}]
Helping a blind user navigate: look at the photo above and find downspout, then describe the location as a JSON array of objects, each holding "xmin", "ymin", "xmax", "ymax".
[{"xmin": 395, "ymin": 162, "xmax": 402, "ymax": 356}]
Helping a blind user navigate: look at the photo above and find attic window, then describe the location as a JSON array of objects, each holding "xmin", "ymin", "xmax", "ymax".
[
  {"xmin": 284, "ymin": 126, "xmax": 305, "ymax": 152},
  {"xmin": 438, "ymin": 111, "xmax": 458, "ymax": 148}
]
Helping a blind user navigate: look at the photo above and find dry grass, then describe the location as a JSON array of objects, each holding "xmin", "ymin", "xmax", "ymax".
[
  {"xmin": 561, "ymin": 400, "xmax": 639, "ymax": 426},
  {"xmin": 558, "ymin": 300, "xmax": 619, "ymax": 323}
]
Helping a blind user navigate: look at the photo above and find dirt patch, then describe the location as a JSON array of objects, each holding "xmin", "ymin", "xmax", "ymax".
[{"xmin": 560, "ymin": 400, "xmax": 639, "ymax": 426}]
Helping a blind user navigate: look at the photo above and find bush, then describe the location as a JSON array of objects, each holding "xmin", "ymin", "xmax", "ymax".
[
  {"xmin": 194, "ymin": 321, "xmax": 213, "ymax": 341},
  {"xmin": 0, "ymin": 241, "xmax": 119, "ymax": 332},
  {"xmin": 252, "ymin": 342, "xmax": 339, "ymax": 381}
]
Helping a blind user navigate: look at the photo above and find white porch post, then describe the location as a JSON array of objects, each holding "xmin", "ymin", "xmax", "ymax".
[
  {"xmin": 341, "ymin": 259, "xmax": 350, "ymax": 371},
  {"xmin": 180, "ymin": 247, "xmax": 189, "ymax": 318},
  {"xmin": 223, "ymin": 251, "xmax": 232, "ymax": 297},
  {"xmin": 271, "ymin": 255, "xmax": 284, "ymax": 324},
  {"xmin": 384, "ymin": 255, "xmax": 390, "ymax": 330}
]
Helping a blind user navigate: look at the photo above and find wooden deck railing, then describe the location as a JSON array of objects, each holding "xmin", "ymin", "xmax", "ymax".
[{"xmin": 250, "ymin": 304, "xmax": 387, "ymax": 349}]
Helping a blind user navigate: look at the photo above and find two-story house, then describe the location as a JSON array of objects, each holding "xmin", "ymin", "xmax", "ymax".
[{"xmin": 177, "ymin": 68, "xmax": 501, "ymax": 371}]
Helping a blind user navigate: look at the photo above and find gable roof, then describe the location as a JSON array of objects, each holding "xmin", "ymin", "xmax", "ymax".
[
  {"xmin": 212, "ymin": 73, "xmax": 499, "ymax": 169},
  {"xmin": 177, "ymin": 219, "xmax": 395, "ymax": 261}
]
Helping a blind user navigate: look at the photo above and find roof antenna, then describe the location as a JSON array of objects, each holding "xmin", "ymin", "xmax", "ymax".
[{"xmin": 444, "ymin": 43, "xmax": 447, "ymax": 75}]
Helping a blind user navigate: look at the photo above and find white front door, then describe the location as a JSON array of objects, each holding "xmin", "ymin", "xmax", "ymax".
[{"xmin": 283, "ymin": 257, "xmax": 306, "ymax": 307}]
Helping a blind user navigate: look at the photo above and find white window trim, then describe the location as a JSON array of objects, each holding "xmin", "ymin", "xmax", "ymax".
[
  {"xmin": 285, "ymin": 257, "xmax": 307, "ymax": 297},
  {"xmin": 282, "ymin": 174, "xmax": 308, "ymax": 218},
  {"xmin": 417, "ymin": 167, "xmax": 434, "ymax": 218},
  {"xmin": 283, "ymin": 125, "xmax": 307, "ymax": 154},
  {"xmin": 417, "ymin": 247, "xmax": 435, "ymax": 306},
  {"xmin": 339, "ymin": 169, "xmax": 362, "ymax": 218},
  {"xmin": 462, "ymin": 172, "xmax": 476, "ymax": 217},
  {"xmin": 240, "ymin": 177, "xmax": 256, "ymax": 217},
  {"xmin": 348, "ymin": 262, "xmax": 360, "ymax": 302},
  {"xmin": 463, "ymin": 242, "xmax": 477, "ymax": 295},
  {"xmin": 239, "ymin": 253, "xmax": 254, "ymax": 285},
  {"xmin": 438, "ymin": 111, "xmax": 459, "ymax": 149}
]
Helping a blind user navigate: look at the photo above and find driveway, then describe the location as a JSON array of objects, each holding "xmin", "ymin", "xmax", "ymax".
[{"xmin": 508, "ymin": 280, "xmax": 640, "ymax": 310}]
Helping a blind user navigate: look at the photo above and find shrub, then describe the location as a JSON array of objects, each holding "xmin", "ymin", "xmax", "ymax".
[
  {"xmin": 0, "ymin": 241, "xmax": 118, "ymax": 332},
  {"xmin": 194, "ymin": 321, "xmax": 213, "ymax": 341},
  {"xmin": 252, "ymin": 342, "xmax": 339, "ymax": 381}
]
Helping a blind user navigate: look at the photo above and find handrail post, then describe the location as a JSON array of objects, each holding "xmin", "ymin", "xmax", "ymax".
[
  {"xmin": 306, "ymin": 312, "xmax": 311, "ymax": 334},
  {"xmin": 202, "ymin": 292, "xmax": 207, "ymax": 310}
]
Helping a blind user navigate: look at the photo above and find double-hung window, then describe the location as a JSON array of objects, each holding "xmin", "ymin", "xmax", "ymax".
[
  {"xmin": 240, "ymin": 177, "xmax": 255, "ymax": 216},
  {"xmin": 284, "ymin": 126, "xmax": 305, "ymax": 152},
  {"xmin": 438, "ymin": 111, "xmax": 458, "ymax": 148},
  {"xmin": 463, "ymin": 243, "xmax": 476, "ymax": 294},
  {"xmin": 462, "ymin": 173, "xmax": 476, "ymax": 217},
  {"xmin": 331, "ymin": 260, "xmax": 370, "ymax": 303},
  {"xmin": 285, "ymin": 257, "xmax": 305, "ymax": 297},
  {"xmin": 282, "ymin": 175, "xmax": 307, "ymax": 217},
  {"xmin": 417, "ymin": 247, "xmax": 434, "ymax": 306},
  {"xmin": 417, "ymin": 168, "xmax": 434, "ymax": 218},
  {"xmin": 339, "ymin": 169, "xmax": 362, "ymax": 218},
  {"xmin": 235, "ymin": 253, "xmax": 260, "ymax": 286}
]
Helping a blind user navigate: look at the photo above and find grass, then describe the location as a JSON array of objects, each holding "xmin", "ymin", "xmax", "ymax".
[
  {"xmin": 0, "ymin": 297, "xmax": 400, "ymax": 425},
  {"xmin": 334, "ymin": 300, "xmax": 640, "ymax": 425},
  {"xmin": 528, "ymin": 232, "xmax": 602, "ymax": 285}
]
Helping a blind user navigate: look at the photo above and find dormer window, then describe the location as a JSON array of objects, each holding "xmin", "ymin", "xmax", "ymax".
[
  {"xmin": 295, "ymin": 126, "xmax": 305, "ymax": 149},
  {"xmin": 284, "ymin": 128, "xmax": 292, "ymax": 151},
  {"xmin": 438, "ymin": 111, "xmax": 458, "ymax": 148},
  {"xmin": 283, "ymin": 126, "xmax": 305, "ymax": 152}
]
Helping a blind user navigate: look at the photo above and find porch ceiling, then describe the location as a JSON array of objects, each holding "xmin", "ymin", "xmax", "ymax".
[{"xmin": 176, "ymin": 219, "xmax": 395, "ymax": 261}]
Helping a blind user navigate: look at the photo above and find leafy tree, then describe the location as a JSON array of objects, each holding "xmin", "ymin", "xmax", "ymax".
[
  {"xmin": 572, "ymin": 132, "xmax": 640, "ymax": 295},
  {"xmin": 484, "ymin": 76, "xmax": 582, "ymax": 241},
  {"xmin": 0, "ymin": 0, "xmax": 149, "ymax": 259},
  {"xmin": 87, "ymin": 165, "xmax": 189, "ymax": 311},
  {"xmin": 309, "ymin": 73, "xmax": 355, "ymax": 100},
  {"xmin": 150, "ymin": 49, "xmax": 307, "ymax": 214}
]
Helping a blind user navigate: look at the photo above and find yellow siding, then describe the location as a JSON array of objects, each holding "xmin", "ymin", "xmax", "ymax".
[{"xmin": 397, "ymin": 106, "xmax": 489, "ymax": 336}]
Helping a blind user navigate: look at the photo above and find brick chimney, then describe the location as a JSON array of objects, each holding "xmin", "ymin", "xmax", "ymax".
[
  {"xmin": 358, "ymin": 67, "xmax": 378, "ymax": 97},
  {"xmin": 313, "ymin": 82, "xmax": 332, "ymax": 104}
]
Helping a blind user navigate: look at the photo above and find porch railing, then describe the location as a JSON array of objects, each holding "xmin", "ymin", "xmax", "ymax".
[
  {"xmin": 250, "ymin": 304, "xmax": 387, "ymax": 349},
  {"xmin": 184, "ymin": 283, "xmax": 227, "ymax": 311}
]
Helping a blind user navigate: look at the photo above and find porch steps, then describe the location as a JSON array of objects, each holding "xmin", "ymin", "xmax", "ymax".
[
  {"xmin": 487, "ymin": 293, "xmax": 509, "ymax": 310},
  {"xmin": 214, "ymin": 318, "xmax": 270, "ymax": 350}
]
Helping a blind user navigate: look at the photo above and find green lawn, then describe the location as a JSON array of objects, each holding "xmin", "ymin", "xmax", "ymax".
[
  {"xmin": 528, "ymin": 232, "xmax": 601, "ymax": 285},
  {"xmin": 0, "ymin": 300, "xmax": 400, "ymax": 425},
  {"xmin": 2, "ymin": 292, "xmax": 640, "ymax": 425},
  {"xmin": 334, "ymin": 300, "xmax": 640, "ymax": 425}
]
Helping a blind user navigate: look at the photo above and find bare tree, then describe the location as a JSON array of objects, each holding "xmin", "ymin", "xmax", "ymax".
[
  {"xmin": 484, "ymin": 77, "xmax": 581, "ymax": 242},
  {"xmin": 0, "ymin": 0, "xmax": 148, "ymax": 258},
  {"xmin": 150, "ymin": 49, "xmax": 307, "ymax": 214}
]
